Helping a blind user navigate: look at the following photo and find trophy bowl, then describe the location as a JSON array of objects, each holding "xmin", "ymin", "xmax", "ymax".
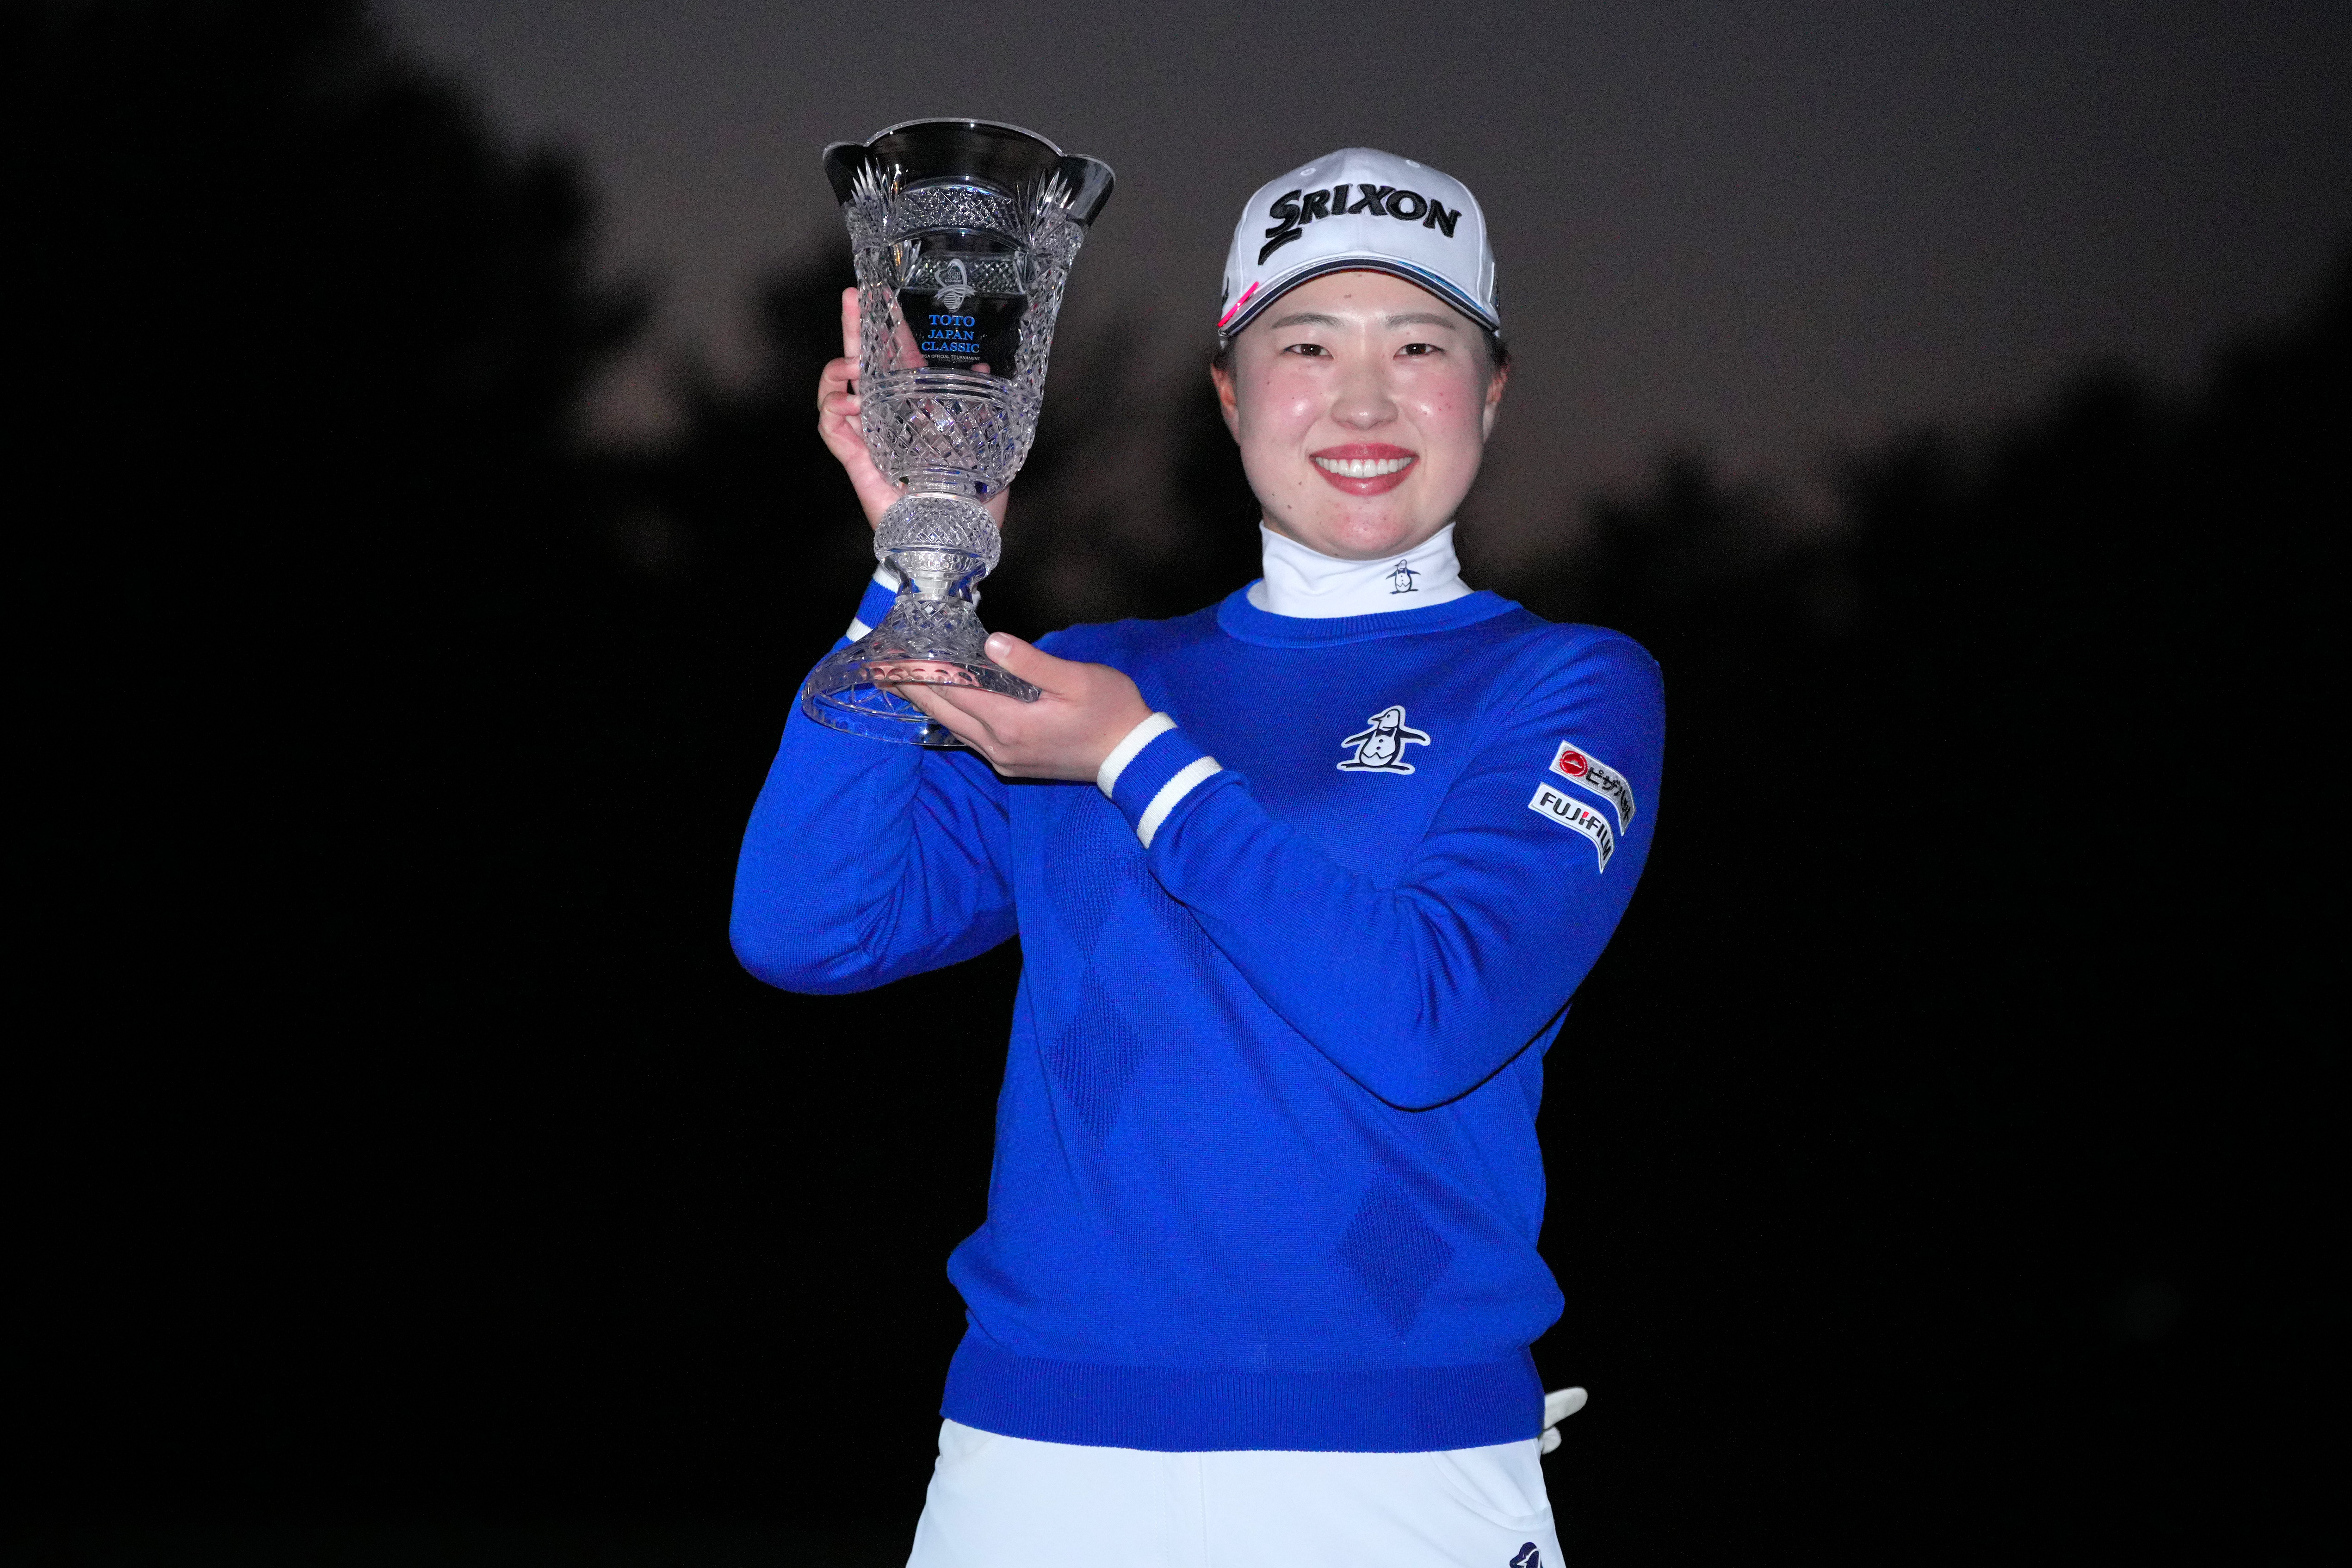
[{"xmin": 798, "ymin": 118, "xmax": 1114, "ymax": 746}]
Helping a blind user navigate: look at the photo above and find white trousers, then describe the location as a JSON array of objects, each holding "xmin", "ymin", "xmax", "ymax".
[{"xmin": 905, "ymin": 1419, "xmax": 1563, "ymax": 1568}]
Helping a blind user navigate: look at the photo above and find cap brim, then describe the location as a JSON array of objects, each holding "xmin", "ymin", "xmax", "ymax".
[{"xmin": 1220, "ymin": 255, "xmax": 1498, "ymax": 339}]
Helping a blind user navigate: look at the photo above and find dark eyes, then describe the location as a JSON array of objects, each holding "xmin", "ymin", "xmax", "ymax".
[{"xmin": 1278, "ymin": 341, "xmax": 1446, "ymax": 358}]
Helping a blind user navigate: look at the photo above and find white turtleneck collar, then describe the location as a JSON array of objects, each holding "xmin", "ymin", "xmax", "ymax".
[{"xmin": 1246, "ymin": 522, "xmax": 1473, "ymax": 619}]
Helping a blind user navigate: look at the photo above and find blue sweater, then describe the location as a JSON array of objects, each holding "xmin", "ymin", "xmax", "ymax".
[{"xmin": 731, "ymin": 580, "xmax": 1665, "ymax": 1451}]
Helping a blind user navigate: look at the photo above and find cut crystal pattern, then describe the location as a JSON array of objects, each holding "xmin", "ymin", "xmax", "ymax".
[
  {"xmin": 845, "ymin": 166, "xmax": 1090, "ymax": 483},
  {"xmin": 805, "ymin": 132, "xmax": 1100, "ymax": 746},
  {"xmin": 862, "ymin": 374, "xmax": 1023, "ymax": 496},
  {"xmin": 801, "ymin": 582, "xmax": 1040, "ymax": 745},
  {"xmin": 889, "ymin": 182, "xmax": 1025, "ymax": 239},
  {"xmin": 796, "ymin": 674, "xmax": 938, "ymax": 742},
  {"xmin": 874, "ymin": 493, "xmax": 1001, "ymax": 579},
  {"xmin": 900, "ymin": 251, "xmax": 1025, "ymax": 298}
]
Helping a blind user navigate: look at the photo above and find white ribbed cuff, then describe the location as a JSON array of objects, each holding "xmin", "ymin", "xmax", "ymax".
[
  {"xmin": 1096, "ymin": 712, "xmax": 1177, "ymax": 798},
  {"xmin": 846, "ymin": 564, "xmax": 904, "ymax": 639},
  {"xmin": 1137, "ymin": 756, "xmax": 1222, "ymax": 848}
]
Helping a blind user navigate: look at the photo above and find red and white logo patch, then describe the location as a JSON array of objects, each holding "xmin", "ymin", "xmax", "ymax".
[
  {"xmin": 1527, "ymin": 782, "xmax": 1616, "ymax": 872},
  {"xmin": 1547, "ymin": 741, "xmax": 1635, "ymax": 833}
]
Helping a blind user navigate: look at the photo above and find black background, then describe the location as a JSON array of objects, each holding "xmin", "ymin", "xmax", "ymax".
[{"xmin": 9, "ymin": 4, "xmax": 2340, "ymax": 1563}]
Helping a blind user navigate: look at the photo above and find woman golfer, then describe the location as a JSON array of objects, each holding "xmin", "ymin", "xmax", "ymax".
[{"xmin": 734, "ymin": 146, "xmax": 1664, "ymax": 1567}]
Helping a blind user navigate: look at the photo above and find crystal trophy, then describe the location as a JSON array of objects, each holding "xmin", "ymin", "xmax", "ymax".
[{"xmin": 799, "ymin": 119, "xmax": 1114, "ymax": 745}]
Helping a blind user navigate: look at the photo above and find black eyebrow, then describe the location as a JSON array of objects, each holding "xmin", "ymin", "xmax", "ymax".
[{"xmin": 1261, "ymin": 310, "xmax": 1464, "ymax": 332}]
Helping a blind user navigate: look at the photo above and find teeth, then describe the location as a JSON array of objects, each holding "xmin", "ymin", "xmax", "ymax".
[{"xmin": 1314, "ymin": 455, "xmax": 1414, "ymax": 478}]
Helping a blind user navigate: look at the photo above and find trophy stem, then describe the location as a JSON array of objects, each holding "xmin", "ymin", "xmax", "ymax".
[{"xmin": 799, "ymin": 492, "xmax": 1040, "ymax": 747}]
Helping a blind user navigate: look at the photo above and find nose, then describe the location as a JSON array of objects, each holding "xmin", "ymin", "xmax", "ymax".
[{"xmin": 1330, "ymin": 354, "xmax": 1397, "ymax": 430}]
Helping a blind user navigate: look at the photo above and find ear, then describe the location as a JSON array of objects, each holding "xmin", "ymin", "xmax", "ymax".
[
  {"xmin": 1210, "ymin": 362, "xmax": 1242, "ymax": 442},
  {"xmin": 1481, "ymin": 363, "xmax": 1509, "ymax": 441}
]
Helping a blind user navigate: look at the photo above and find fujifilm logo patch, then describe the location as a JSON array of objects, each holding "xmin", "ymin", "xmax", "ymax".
[
  {"xmin": 1528, "ymin": 782, "xmax": 1616, "ymax": 871},
  {"xmin": 1547, "ymin": 741, "xmax": 1636, "ymax": 832},
  {"xmin": 1259, "ymin": 183, "xmax": 1463, "ymax": 265}
]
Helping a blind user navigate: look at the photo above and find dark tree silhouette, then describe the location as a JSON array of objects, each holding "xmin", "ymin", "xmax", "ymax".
[
  {"xmin": 13, "ymin": 0, "xmax": 670, "ymax": 1528},
  {"xmin": 16, "ymin": 0, "xmax": 642, "ymax": 1001},
  {"xmin": 1505, "ymin": 250, "xmax": 2344, "ymax": 1565}
]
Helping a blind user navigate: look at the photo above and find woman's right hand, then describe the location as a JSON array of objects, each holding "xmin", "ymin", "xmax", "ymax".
[{"xmin": 817, "ymin": 287, "xmax": 1011, "ymax": 533}]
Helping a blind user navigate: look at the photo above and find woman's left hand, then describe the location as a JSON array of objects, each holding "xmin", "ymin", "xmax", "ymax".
[{"xmin": 893, "ymin": 635, "xmax": 1152, "ymax": 782}]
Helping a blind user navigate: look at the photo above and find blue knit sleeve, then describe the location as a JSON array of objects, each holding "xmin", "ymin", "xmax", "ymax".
[
  {"xmin": 1129, "ymin": 631, "xmax": 1665, "ymax": 1109},
  {"xmin": 728, "ymin": 577, "xmax": 1016, "ymax": 995}
]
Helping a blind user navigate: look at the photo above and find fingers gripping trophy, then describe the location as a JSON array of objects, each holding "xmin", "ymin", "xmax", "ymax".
[{"xmin": 800, "ymin": 119, "xmax": 1114, "ymax": 745}]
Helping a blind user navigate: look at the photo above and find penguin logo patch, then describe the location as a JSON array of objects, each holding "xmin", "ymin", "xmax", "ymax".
[{"xmin": 1338, "ymin": 706, "xmax": 1431, "ymax": 774}]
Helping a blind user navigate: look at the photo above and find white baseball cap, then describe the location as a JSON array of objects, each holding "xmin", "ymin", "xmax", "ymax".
[{"xmin": 1217, "ymin": 147, "xmax": 1498, "ymax": 339}]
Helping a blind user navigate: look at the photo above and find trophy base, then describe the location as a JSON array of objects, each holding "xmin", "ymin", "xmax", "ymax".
[{"xmin": 800, "ymin": 590, "xmax": 1041, "ymax": 748}]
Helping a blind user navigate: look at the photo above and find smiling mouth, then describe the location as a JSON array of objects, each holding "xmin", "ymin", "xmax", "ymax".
[
  {"xmin": 1313, "ymin": 454, "xmax": 1416, "ymax": 478},
  {"xmin": 1309, "ymin": 445, "xmax": 1419, "ymax": 496}
]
